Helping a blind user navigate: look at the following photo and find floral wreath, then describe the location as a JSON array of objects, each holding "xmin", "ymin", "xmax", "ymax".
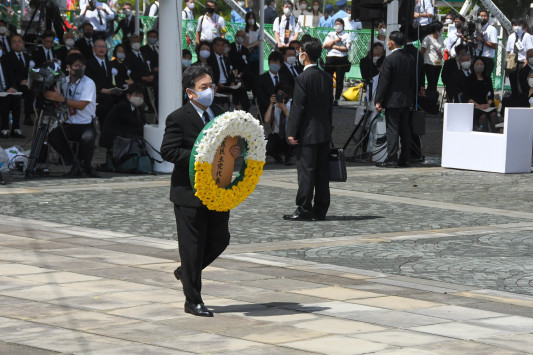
[{"xmin": 189, "ymin": 110, "xmax": 266, "ymax": 212}]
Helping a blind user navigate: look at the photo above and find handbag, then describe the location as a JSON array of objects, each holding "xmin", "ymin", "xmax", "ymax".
[
  {"xmin": 329, "ymin": 147, "xmax": 347, "ymax": 182},
  {"xmin": 342, "ymin": 83, "xmax": 363, "ymax": 102}
]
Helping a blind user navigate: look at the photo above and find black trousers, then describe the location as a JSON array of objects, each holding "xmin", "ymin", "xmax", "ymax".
[
  {"xmin": 295, "ymin": 142, "xmax": 330, "ymax": 218},
  {"xmin": 325, "ymin": 56, "xmax": 351, "ymax": 101},
  {"xmin": 174, "ymin": 205, "xmax": 230, "ymax": 304},
  {"xmin": 0, "ymin": 96, "xmax": 13, "ymax": 131},
  {"xmin": 96, "ymin": 93, "xmax": 115, "ymax": 126},
  {"xmin": 266, "ymin": 133, "xmax": 293, "ymax": 158},
  {"xmin": 423, "ymin": 64, "xmax": 442, "ymax": 93},
  {"xmin": 385, "ymin": 107, "xmax": 411, "ymax": 164},
  {"xmin": 8, "ymin": 95, "xmax": 22, "ymax": 130},
  {"xmin": 48, "ymin": 123, "xmax": 96, "ymax": 168},
  {"xmin": 481, "ymin": 56, "xmax": 495, "ymax": 78}
]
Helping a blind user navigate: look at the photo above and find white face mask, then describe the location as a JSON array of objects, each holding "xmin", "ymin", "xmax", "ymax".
[
  {"xmin": 191, "ymin": 87, "xmax": 214, "ymax": 107},
  {"xmin": 445, "ymin": 19, "xmax": 452, "ymax": 25},
  {"xmin": 284, "ymin": 7, "xmax": 291, "ymax": 16},
  {"xmin": 313, "ymin": 5, "xmax": 319, "ymax": 11},
  {"xmin": 300, "ymin": 4, "xmax": 307, "ymax": 10},
  {"xmin": 513, "ymin": 26, "xmax": 522, "ymax": 34},
  {"xmin": 378, "ymin": 28, "xmax": 386, "ymax": 36},
  {"xmin": 199, "ymin": 50, "xmax": 211, "ymax": 59},
  {"xmin": 238, "ymin": 1, "xmax": 245, "ymax": 7},
  {"xmin": 461, "ymin": 61, "xmax": 471, "ymax": 70},
  {"xmin": 117, "ymin": 52, "xmax": 126, "ymax": 60},
  {"xmin": 247, "ymin": 19, "xmax": 255, "ymax": 25},
  {"xmin": 286, "ymin": 56, "xmax": 297, "ymax": 65},
  {"xmin": 0, "ymin": 26, "xmax": 7, "ymax": 35},
  {"xmin": 528, "ymin": 78, "xmax": 533, "ymax": 88},
  {"xmin": 187, "ymin": 2, "xmax": 195, "ymax": 9},
  {"xmin": 335, "ymin": 25, "xmax": 343, "ymax": 33},
  {"xmin": 65, "ymin": 39, "xmax": 75, "ymax": 48},
  {"xmin": 372, "ymin": 56, "xmax": 380, "ymax": 64},
  {"xmin": 129, "ymin": 96, "xmax": 144, "ymax": 107},
  {"xmin": 299, "ymin": 52, "xmax": 305, "ymax": 65},
  {"xmin": 131, "ymin": 42, "xmax": 141, "ymax": 51}
]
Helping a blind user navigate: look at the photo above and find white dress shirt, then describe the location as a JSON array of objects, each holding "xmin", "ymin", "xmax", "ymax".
[
  {"xmin": 477, "ymin": 22, "xmax": 498, "ymax": 59},
  {"xmin": 62, "ymin": 76, "xmax": 97, "ymax": 125},
  {"xmin": 273, "ymin": 15, "xmax": 302, "ymax": 44},
  {"xmin": 190, "ymin": 100, "xmax": 214, "ymax": 124},
  {"xmin": 506, "ymin": 31, "xmax": 533, "ymax": 63},
  {"xmin": 80, "ymin": 3, "xmax": 115, "ymax": 32},
  {"xmin": 324, "ymin": 30, "xmax": 351, "ymax": 57},
  {"xmin": 414, "ymin": 0, "xmax": 434, "ymax": 26},
  {"xmin": 197, "ymin": 14, "xmax": 225, "ymax": 43}
]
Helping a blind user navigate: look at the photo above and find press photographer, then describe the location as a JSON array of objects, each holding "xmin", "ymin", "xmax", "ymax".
[
  {"xmin": 43, "ymin": 53, "xmax": 99, "ymax": 177},
  {"xmin": 264, "ymin": 82, "xmax": 294, "ymax": 165}
]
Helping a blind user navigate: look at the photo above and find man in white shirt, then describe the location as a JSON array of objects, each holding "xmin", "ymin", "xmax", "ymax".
[
  {"xmin": 183, "ymin": 0, "xmax": 195, "ymax": 20},
  {"xmin": 149, "ymin": 0, "xmax": 160, "ymax": 17},
  {"xmin": 476, "ymin": 8, "xmax": 498, "ymax": 77},
  {"xmin": 273, "ymin": 1, "xmax": 302, "ymax": 49},
  {"xmin": 195, "ymin": 0, "xmax": 225, "ymax": 45},
  {"xmin": 506, "ymin": 18, "xmax": 533, "ymax": 66},
  {"xmin": 44, "ymin": 53, "xmax": 99, "ymax": 177},
  {"xmin": 80, "ymin": 1, "xmax": 115, "ymax": 35},
  {"xmin": 413, "ymin": 0, "xmax": 434, "ymax": 39}
]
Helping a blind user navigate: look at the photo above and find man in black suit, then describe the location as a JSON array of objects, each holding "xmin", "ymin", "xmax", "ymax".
[
  {"xmin": 114, "ymin": 2, "xmax": 143, "ymax": 39},
  {"xmin": 84, "ymin": 38, "xmax": 115, "ymax": 125},
  {"xmin": 451, "ymin": 51, "xmax": 472, "ymax": 103},
  {"xmin": 207, "ymin": 37, "xmax": 250, "ymax": 111},
  {"xmin": 264, "ymin": 0, "xmax": 278, "ymax": 24},
  {"xmin": 229, "ymin": 30, "xmax": 249, "ymax": 80},
  {"xmin": 0, "ymin": 54, "xmax": 18, "ymax": 138},
  {"xmin": 5, "ymin": 34, "xmax": 32, "ymax": 133},
  {"xmin": 75, "ymin": 22, "xmax": 95, "ymax": 60},
  {"xmin": 141, "ymin": 30, "xmax": 159, "ymax": 70},
  {"xmin": 254, "ymin": 51, "xmax": 284, "ymax": 119},
  {"xmin": 160, "ymin": 65, "xmax": 239, "ymax": 317},
  {"xmin": 31, "ymin": 31, "xmax": 57, "ymax": 69},
  {"xmin": 441, "ymin": 44, "xmax": 466, "ymax": 102},
  {"xmin": 0, "ymin": 20, "xmax": 11, "ymax": 53},
  {"xmin": 375, "ymin": 31, "xmax": 416, "ymax": 168},
  {"xmin": 125, "ymin": 34, "xmax": 154, "ymax": 86},
  {"xmin": 284, "ymin": 37, "xmax": 333, "ymax": 221},
  {"xmin": 278, "ymin": 47, "xmax": 301, "ymax": 89}
]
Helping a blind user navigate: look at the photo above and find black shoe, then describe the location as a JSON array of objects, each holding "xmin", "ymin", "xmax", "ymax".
[
  {"xmin": 313, "ymin": 213, "xmax": 326, "ymax": 221},
  {"xmin": 284, "ymin": 156, "xmax": 293, "ymax": 166},
  {"xmin": 332, "ymin": 100, "xmax": 339, "ymax": 106},
  {"xmin": 64, "ymin": 165, "xmax": 83, "ymax": 177},
  {"xmin": 376, "ymin": 161, "xmax": 398, "ymax": 168},
  {"xmin": 272, "ymin": 154, "xmax": 283, "ymax": 164},
  {"xmin": 173, "ymin": 266, "xmax": 182, "ymax": 281},
  {"xmin": 184, "ymin": 300, "xmax": 213, "ymax": 317},
  {"xmin": 85, "ymin": 166, "xmax": 101, "ymax": 178},
  {"xmin": 11, "ymin": 130, "xmax": 25, "ymax": 139},
  {"xmin": 283, "ymin": 211, "xmax": 314, "ymax": 221}
]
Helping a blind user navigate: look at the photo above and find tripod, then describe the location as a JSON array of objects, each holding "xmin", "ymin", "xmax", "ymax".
[
  {"xmin": 23, "ymin": 0, "xmax": 66, "ymax": 44},
  {"xmin": 25, "ymin": 104, "xmax": 82, "ymax": 178}
]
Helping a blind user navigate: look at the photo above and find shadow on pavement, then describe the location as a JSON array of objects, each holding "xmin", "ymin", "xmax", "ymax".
[{"xmin": 211, "ymin": 302, "xmax": 330, "ymax": 316}]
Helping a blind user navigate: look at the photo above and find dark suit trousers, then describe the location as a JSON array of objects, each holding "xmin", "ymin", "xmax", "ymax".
[
  {"xmin": 174, "ymin": 205, "xmax": 230, "ymax": 304},
  {"xmin": 266, "ymin": 133, "xmax": 293, "ymax": 158},
  {"xmin": 48, "ymin": 123, "xmax": 96, "ymax": 168},
  {"xmin": 8, "ymin": 95, "xmax": 21, "ymax": 129},
  {"xmin": 96, "ymin": 94, "xmax": 115, "ymax": 126},
  {"xmin": 0, "ymin": 96, "xmax": 13, "ymax": 130},
  {"xmin": 385, "ymin": 107, "xmax": 411, "ymax": 164},
  {"xmin": 423, "ymin": 64, "xmax": 442, "ymax": 93},
  {"xmin": 295, "ymin": 142, "xmax": 330, "ymax": 218}
]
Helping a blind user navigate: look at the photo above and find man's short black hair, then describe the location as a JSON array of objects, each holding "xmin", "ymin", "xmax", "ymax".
[
  {"xmin": 301, "ymin": 37, "xmax": 322, "ymax": 62},
  {"xmin": 429, "ymin": 21, "xmax": 443, "ymax": 34},
  {"xmin": 81, "ymin": 22, "xmax": 94, "ymax": 31},
  {"xmin": 454, "ymin": 43, "xmax": 466, "ymax": 55},
  {"xmin": 42, "ymin": 30, "xmax": 55, "ymax": 39},
  {"xmin": 123, "ymin": 2, "xmax": 132, "ymax": 7},
  {"xmin": 477, "ymin": 8, "xmax": 488, "ymax": 16},
  {"xmin": 268, "ymin": 50, "xmax": 284, "ymax": 63},
  {"xmin": 455, "ymin": 15, "xmax": 465, "ymax": 22},
  {"xmin": 147, "ymin": 29, "xmax": 158, "ymax": 37},
  {"xmin": 212, "ymin": 37, "xmax": 225, "ymax": 46},
  {"xmin": 334, "ymin": 18, "xmax": 345, "ymax": 26},
  {"xmin": 127, "ymin": 83, "xmax": 144, "ymax": 95},
  {"xmin": 266, "ymin": 0, "xmax": 275, "ymax": 5},
  {"xmin": 182, "ymin": 64, "xmax": 214, "ymax": 90},
  {"xmin": 282, "ymin": 47, "xmax": 296, "ymax": 56},
  {"xmin": 389, "ymin": 31, "xmax": 405, "ymax": 47},
  {"xmin": 371, "ymin": 42, "xmax": 384, "ymax": 49},
  {"xmin": 206, "ymin": 0, "xmax": 216, "ymax": 6},
  {"xmin": 183, "ymin": 49, "xmax": 192, "ymax": 58},
  {"xmin": 285, "ymin": 1, "xmax": 294, "ymax": 8},
  {"xmin": 66, "ymin": 53, "xmax": 86, "ymax": 66}
]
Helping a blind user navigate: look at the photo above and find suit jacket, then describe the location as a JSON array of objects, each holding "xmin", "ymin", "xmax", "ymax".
[
  {"xmin": 441, "ymin": 58, "xmax": 460, "ymax": 89},
  {"xmin": 55, "ymin": 46, "xmax": 69, "ymax": 72},
  {"xmin": 451, "ymin": 69, "xmax": 470, "ymax": 103},
  {"xmin": 85, "ymin": 55, "xmax": 113, "ymax": 94},
  {"xmin": 287, "ymin": 66, "xmax": 333, "ymax": 145},
  {"xmin": 360, "ymin": 55, "xmax": 379, "ymax": 82},
  {"xmin": 74, "ymin": 38, "xmax": 94, "ymax": 60},
  {"xmin": 254, "ymin": 71, "xmax": 277, "ymax": 118},
  {"xmin": 5, "ymin": 51, "xmax": 30, "ymax": 90},
  {"xmin": 100, "ymin": 100, "xmax": 144, "ymax": 149},
  {"xmin": 124, "ymin": 50, "xmax": 151, "ymax": 83},
  {"xmin": 375, "ymin": 49, "xmax": 415, "ymax": 109},
  {"xmin": 207, "ymin": 53, "xmax": 236, "ymax": 85},
  {"xmin": 279, "ymin": 63, "xmax": 301, "ymax": 88},
  {"xmin": 160, "ymin": 101, "xmax": 224, "ymax": 207},
  {"xmin": 31, "ymin": 46, "xmax": 58, "ymax": 68},
  {"xmin": 141, "ymin": 44, "xmax": 159, "ymax": 68},
  {"xmin": 114, "ymin": 16, "xmax": 143, "ymax": 37},
  {"xmin": 264, "ymin": 7, "xmax": 277, "ymax": 24},
  {"xmin": 110, "ymin": 59, "xmax": 131, "ymax": 88},
  {"xmin": 403, "ymin": 44, "xmax": 425, "ymax": 90},
  {"xmin": 229, "ymin": 42, "xmax": 249, "ymax": 73},
  {"xmin": 0, "ymin": 56, "xmax": 14, "ymax": 90}
]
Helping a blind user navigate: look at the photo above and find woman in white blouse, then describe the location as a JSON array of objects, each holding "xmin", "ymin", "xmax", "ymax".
[
  {"xmin": 323, "ymin": 18, "xmax": 352, "ymax": 106},
  {"xmin": 420, "ymin": 21, "xmax": 445, "ymax": 93},
  {"xmin": 244, "ymin": 12, "xmax": 262, "ymax": 76}
]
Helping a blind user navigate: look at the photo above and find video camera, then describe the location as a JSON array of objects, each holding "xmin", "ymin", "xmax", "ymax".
[
  {"xmin": 460, "ymin": 16, "xmax": 483, "ymax": 43},
  {"xmin": 29, "ymin": 63, "xmax": 65, "ymax": 95}
]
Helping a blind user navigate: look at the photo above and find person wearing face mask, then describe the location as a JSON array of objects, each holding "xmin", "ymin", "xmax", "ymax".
[
  {"xmin": 255, "ymin": 51, "xmax": 285, "ymax": 118},
  {"xmin": 278, "ymin": 47, "xmax": 301, "ymax": 89},
  {"xmin": 412, "ymin": 0, "xmax": 434, "ymax": 40},
  {"xmin": 309, "ymin": 1, "xmax": 323, "ymax": 28},
  {"xmin": 264, "ymin": 82, "xmax": 295, "ymax": 165},
  {"xmin": 319, "ymin": 4, "xmax": 334, "ymax": 28},
  {"xmin": 244, "ymin": 12, "xmax": 262, "ymax": 78},
  {"xmin": 207, "ymin": 37, "xmax": 250, "ymax": 112},
  {"xmin": 420, "ymin": 21, "xmax": 445, "ymax": 94},
  {"xmin": 229, "ymin": 30, "xmax": 250, "ymax": 87},
  {"xmin": 114, "ymin": 2, "xmax": 143, "ymax": 39},
  {"xmin": 293, "ymin": 0, "xmax": 307, "ymax": 18},
  {"xmin": 182, "ymin": 49, "xmax": 193, "ymax": 71},
  {"xmin": 442, "ymin": 44, "xmax": 467, "ymax": 102},
  {"xmin": 75, "ymin": 22, "xmax": 96, "ymax": 60},
  {"xmin": 57, "ymin": 32, "xmax": 76, "ymax": 72},
  {"xmin": 264, "ymin": 0, "xmax": 278, "ymax": 25},
  {"xmin": 99, "ymin": 83, "xmax": 144, "ymax": 153},
  {"xmin": 445, "ymin": 15, "xmax": 466, "ymax": 58},
  {"xmin": 110, "ymin": 43, "xmax": 134, "ymax": 89},
  {"xmin": 370, "ymin": 22, "xmax": 387, "ymax": 49},
  {"xmin": 506, "ymin": 19, "xmax": 533, "ymax": 100},
  {"xmin": 161, "ymin": 65, "xmax": 240, "ymax": 318},
  {"xmin": 451, "ymin": 51, "xmax": 472, "ymax": 103},
  {"xmin": 463, "ymin": 57, "xmax": 498, "ymax": 132},
  {"xmin": 182, "ymin": 0, "xmax": 195, "ymax": 20},
  {"xmin": 79, "ymin": 0, "xmax": 115, "ymax": 37},
  {"xmin": 284, "ymin": 37, "xmax": 333, "ymax": 221},
  {"xmin": 193, "ymin": 41, "xmax": 212, "ymax": 67},
  {"xmin": 0, "ymin": 20, "xmax": 11, "ymax": 54},
  {"xmin": 195, "ymin": 0, "xmax": 225, "ymax": 46},
  {"xmin": 274, "ymin": 1, "xmax": 302, "ymax": 49},
  {"xmin": 360, "ymin": 42, "xmax": 385, "ymax": 85},
  {"xmin": 231, "ymin": 0, "xmax": 251, "ymax": 23},
  {"xmin": 124, "ymin": 34, "xmax": 154, "ymax": 86},
  {"xmin": 475, "ymin": 9, "xmax": 498, "ymax": 77},
  {"xmin": 141, "ymin": 30, "xmax": 159, "ymax": 72},
  {"xmin": 31, "ymin": 31, "xmax": 57, "ymax": 69},
  {"xmin": 44, "ymin": 53, "xmax": 99, "ymax": 177},
  {"xmin": 323, "ymin": 19, "xmax": 352, "ymax": 106}
]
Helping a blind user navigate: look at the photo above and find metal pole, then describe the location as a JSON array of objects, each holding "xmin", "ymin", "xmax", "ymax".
[
  {"xmin": 20, "ymin": 0, "xmax": 25, "ymax": 18},
  {"xmin": 135, "ymin": 0, "xmax": 140, "ymax": 35},
  {"xmin": 386, "ymin": 0, "xmax": 399, "ymax": 55},
  {"xmin": 144, "ymin": 0, "xmax": 181, "ymax": 173},
  {"xmin": 259, "ymin": 0, "xmax": 264, "ymax": 74}
]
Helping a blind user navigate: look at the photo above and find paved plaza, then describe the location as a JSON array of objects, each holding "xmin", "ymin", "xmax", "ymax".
[{"xmin": 1, "ymin": 157, "xmax": 533, "ymax": 354}]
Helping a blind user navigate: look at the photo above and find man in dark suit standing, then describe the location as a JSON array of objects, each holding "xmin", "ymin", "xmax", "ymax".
[
  {"xmin": 229, "ymin": 30, "xmax": 249, "ymax": 84},
  {"xmin": 264, "ymin": 0, "xmax": 278, "ymax": 24},
  {"xmin": 375, "ymin": 31, "xmax": 415, "ymax": 168},
  {"xmin": 75, "ymin": 23, "xmax": 95, "ymax": 60},
  {"xmin": 161, "ymin": 65, "xmax": 239, "ymax": 317},
  {"xmin": 125, "ymin": 34, "xmax": 154, "ymax": 86},
  {"xmin": 254, "ymin": 51, "xmax": 284, "ymax": 119},
  {"xmin": 114, "ymin": 2, "xmax": 143, "ymax": 39},
  {"xmin": 0, "ymin": 53, "xmax": 18, "ymax": 138},
  {"xmin": 278, "ymin": 47, "xmax": 301, "ymax": 89},
  {"xmin": 284, "ymin": 37, "xmax": 333, "ymax": 221}
]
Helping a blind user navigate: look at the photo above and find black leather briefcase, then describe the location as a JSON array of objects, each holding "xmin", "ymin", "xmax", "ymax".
[{"xmin": 329, "ymin": 148, "xmax": 347, "ymax": 182}]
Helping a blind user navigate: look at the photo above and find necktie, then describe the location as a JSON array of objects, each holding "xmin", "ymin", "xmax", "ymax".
[
  {"xmin": 290, "ymin": 66, "xmax": 298, "ymax": 78},
  {"xmin": 18, "ymin": 53, "xmax": 24, "ymax": 66},
  {"xmin": 274, "ymin": 75, "xmax": 279, "ymax": 86},
  {"xmin": 0, "ymin": 64, "xmax": 5, "ymax": 90},
  {"xmin": 284, "ymin": 17, "xmax": 290, "ymax": 44},
  {"xmin": 152, "ymin": 45, "xmax": 158, "ymax": 53},
  {"xmin": 47, "ymin": 50, "xmax": 52, "ymax": 61},
  {"xmin": 202, "ymin": 111, "xmax": 211, "ymax": 125},
  {"xmin": 137, "ymin": 52, "xmax": 144, "ymax": 62},
  {"xmin": 101, "ymin": 60, "xmax": 107, "ymax": 75},
  {"xmin": 219, "ymin": 56, "xmax": 228, "ymax": 79}
]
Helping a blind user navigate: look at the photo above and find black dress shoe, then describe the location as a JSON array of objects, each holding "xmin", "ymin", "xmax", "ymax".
[
  {"xmin": 173, "ymin": 266, "xmax": 182, "ymax": 281},
  {"xmin": 313, "ymin": 214, "xmax": 326, "ymax": 221},
  {"xmin": 283, "ymin": 211, "xmax": 314, "ymax": 221},
  {"xmin": 284, "ymin": 156, "xmax": 294, "ymax": 166},
  {"xmin": 376, "ymin": 161, "xmax": 398, "ymax": 168},
  {"xmin": 11, "ymin": 130, "xmax": 25, "ymax": 139},
  {"xmin": 64, "ymin": 165, "xmax": 83, "ymax": 177},
  {"xmin": 184, "ymin": 301, "xmax": 213, "ymax": 317},
  {"xmin": 85, "ymin": 166, "xmax": 101, "ymax": 178}
]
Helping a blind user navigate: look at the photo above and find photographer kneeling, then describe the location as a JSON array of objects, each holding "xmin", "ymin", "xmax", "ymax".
[
  {"xmin": 44, "ymin": 53, "xmax": 99, "ymax": 177},
  {"xmin": 264, "ymin": 82, "xmax": 294, "ymax": 165}
]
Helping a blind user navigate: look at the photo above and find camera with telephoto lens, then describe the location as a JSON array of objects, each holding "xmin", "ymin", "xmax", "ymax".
[
  {"xmin": 87, "ymin": 0, "xmax": 97, "ymax": 11},
  {"xmin": 460, "ymin": 16, "xmax": 483, "ymax": 43},
  {"xmin": 275, "ymin": 93, "xmax": 285, "ymax": 103},
  {"xmin": 29, "ymin": 62, "xmax": 66, "ymax": 111}
]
